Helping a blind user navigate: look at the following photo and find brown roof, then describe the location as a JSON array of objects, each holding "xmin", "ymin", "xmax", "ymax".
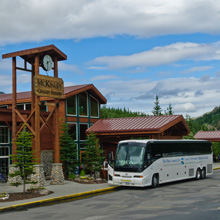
[
  {"xmin": 0, "ymin": 84, "xmax": 107, "ymax": 104},
  {"xmin": 194, "ymin": 131, "xmax": 220, "ymax": 140},
  {"xmin": 2, "ymin": 44, "xmax": 67, "ymax": 63},
  {"xmin": 87, "ymin": 115, "xmax": 189, "ymax": 134}
]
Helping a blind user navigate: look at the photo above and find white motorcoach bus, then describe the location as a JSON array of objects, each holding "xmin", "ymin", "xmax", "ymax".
[{"xmin": 108, "ymin": 140, "xmax": 213, "ymax": 187}]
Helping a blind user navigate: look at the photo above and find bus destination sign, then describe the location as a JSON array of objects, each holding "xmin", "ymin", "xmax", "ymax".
[{"xmin": 35, "ymin": 74, "xmax": 64, "ymax": 99}]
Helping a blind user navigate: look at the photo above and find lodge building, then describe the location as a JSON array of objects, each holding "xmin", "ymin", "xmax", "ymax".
[
  {"xmin": 0, "ymin": 84, "xmax": 106, "ymax": 176},
  {"xmin": 0, "ymin": 45, "xmax": 190, "ymax": 179},
  {"xmin": 0, "ymin": 84, "xmax": 190, "ymax": 177}
]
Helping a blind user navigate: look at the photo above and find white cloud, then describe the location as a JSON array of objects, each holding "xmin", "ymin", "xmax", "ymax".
[
  {"xmin": 59, "ymin": 62, "xmax": 83, "ymax": 74},
  {"xmin": 174, "ymin": 103, "xmax": 196, "ymax": 113},
  {"xmin": 182, "ymin": 66, "xmax": 213, "ymax": 74},
  {"xmin": 1, "ymin": 0, "xmax": 220, "ymax": 44},
  {"xmin": 64, "ymin": 81, "xmax": 76, "ymax": 87},
  {"xmin": 0, "ymin": 75, "xmax": 11, "ymax": 87},
  {"xmin": 91, "ymin": 75, "xmax": 119, "ymax": 81},
  {"xmin": 200, "ymin": 74, "xmax": 211, "ymax": 82},
  {"xmin": 97, "ymin": 76, "xmax": 220, "ymax": 117},
  {"xmin": 0, "ymin": 59, "xmax": 11, "ymax": 70},
  {"xmin": 89, "ymin": 42, "xmax": 220, "ymax": 69},
  {"xmin": 17, "ymin": 73, "xmax": 31, "ymax": 84}
]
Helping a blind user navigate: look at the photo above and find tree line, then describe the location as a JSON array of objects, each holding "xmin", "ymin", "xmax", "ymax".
[{"xmin": 101, "ymin": 95, "xmax": 174, "ymax": 119}]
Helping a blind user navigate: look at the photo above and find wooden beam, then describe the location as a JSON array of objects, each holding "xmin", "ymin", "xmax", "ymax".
[
  {"xmin": 16, "ymin": 67, "xmax": 32, "ymax": 72},
  {"xmin": 5, "ymin": 121, "xmax": 12, "ymax": 131},
  {"xmin": 2, "ymin": 45, "xmax": 67, "ymax": 61},
  {"xmin": 40, "ymin": 110, "xmax": 55, "ymax": 136},
  {"xmin": 53, "ymin": 56, "xmax": 60, "ymax": 163},
  {"xmin": 34, "ymin": 55, "xmax": 41, "ymax": 163},
  {"xmin": 15, "ymin": 109, "xmax": 35, "ymax": 135},
  {"xmin": 38, "ymin": 102, "xmax": 56, "ymax": 107},
  {"xmin": 12, "ymin": 57, "xmax": 17, "ymax": 156}
]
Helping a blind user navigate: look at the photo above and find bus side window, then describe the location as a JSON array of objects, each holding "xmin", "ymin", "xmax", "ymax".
[
  {"xmin": 107, "ymin": 151, "xmax": 114, "ymax": 167},
  {"xmin": 144, "ymin": 152, "xmax": 151, "ymax": 167}
]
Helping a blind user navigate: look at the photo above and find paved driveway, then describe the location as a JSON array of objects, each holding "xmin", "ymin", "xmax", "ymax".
[{"xmin": 2, "ymin": 170, "xmax": 220, "ymax": 220}]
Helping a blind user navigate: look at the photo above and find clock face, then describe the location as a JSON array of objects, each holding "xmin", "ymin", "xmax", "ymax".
[{"xmin": 42, "ymin": 55, "xmax": 53, "ymax": 71}]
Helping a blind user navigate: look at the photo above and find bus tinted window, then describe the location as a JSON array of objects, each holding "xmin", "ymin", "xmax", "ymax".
[{"xmin": 151, "ymin": 142, "xmax": 212, "ymax": 159}]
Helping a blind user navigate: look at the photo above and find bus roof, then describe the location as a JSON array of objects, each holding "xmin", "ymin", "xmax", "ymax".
[{"xmin": 118, "ymin": 139, "xmax": 211, "ymax": 145}]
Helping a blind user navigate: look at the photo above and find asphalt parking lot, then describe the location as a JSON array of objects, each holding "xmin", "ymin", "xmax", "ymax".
[{"xmin": 1, "ymin": 169, "xmax": 220, "ymax": 220}]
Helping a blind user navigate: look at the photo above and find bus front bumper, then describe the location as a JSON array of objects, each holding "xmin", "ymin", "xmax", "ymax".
[{"xmin": 112, "ymin": 176, "xmax": 151, "ymax": 187}]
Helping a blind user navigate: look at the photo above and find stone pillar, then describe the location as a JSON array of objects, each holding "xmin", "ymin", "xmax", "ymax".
[
  {"xmin": 41, "ymin": 150, "xmax": 53, "ymax": 177},
  {"xmin": 31, "ymin": 164, "xmax": 46, "ymax": 187},
  {"xmin": 7, "ymin": 164, "xmax": 22, "ymax": 186},
  {"xmin": 50, "ymin": 163, "xmax": 64, "ymax": 185}
]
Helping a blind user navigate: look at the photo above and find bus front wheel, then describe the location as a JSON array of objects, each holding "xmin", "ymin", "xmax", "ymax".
[
  {"xmin": 152, "ymin": 174, "xmax": 159, "ymax": 188},
  {"xmin": 195, "ymin": 168, "xmax": 201, "ymax": 180}
]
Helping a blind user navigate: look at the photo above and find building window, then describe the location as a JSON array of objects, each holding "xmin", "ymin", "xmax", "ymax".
[
  {"xmin": 0, "ymin": 127, "xmax": 9, "ymax": 144},
  {"xmin": 26, "ymin": 103, "xmax": 31, "ymax": 110},
  {"xmin": 0, "ymin": 146, "xmax": 9, "ymax": 176},
  {"xmin": 90, "ymin": 95, "xmax": 99, "ymax": 117},
  {"xmin": 17, "ymin": 104, "xmax": 25, "ymax": 110},
  {"xmin": 0, "ymin": 105, "xmax": 8, "ymax": 109},
  {"xmin": 0, "ymin": 146, "xmax": 9, "ymax": 156},
  {"xmin": 40, "ymin": 105, "xmax": 47, "ymax": 112},
  {"xmin": 80, "ymin": 124, "xmax": 88, "ymax": 140},
  {"xmin": 16, "ymin": 103, "xmax": 47, "ymax": 112},
  {"xmin": 68, "ymin": 123, "xmax": 77, "ymax": 141},
  {"xmin": 80, "ymin": 151, "xmax": 86, "ymax": 168},
  {"xmin": 80, "ymin": 143, "xmax": 87, "ymax": 150},
  {"xmin": 67, "ymin": 96, "xmax": 76, "ymax": 115},
  {"xmin": 79, "ymin": 93, "xmax": 88, "ymax": 116}
]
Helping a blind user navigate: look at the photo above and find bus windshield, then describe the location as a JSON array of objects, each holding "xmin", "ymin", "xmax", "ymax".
[{"xmin": 114, "ymin": 142, "xmax": 146, "ymax": 172}]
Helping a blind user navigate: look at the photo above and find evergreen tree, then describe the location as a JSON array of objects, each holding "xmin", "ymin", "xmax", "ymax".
[
  {"xmin": 84, "ymin": 132, "xmax": 104, "ymax": 179},
  {"xmin": 60, "ymin": 122, "xmax": 78, "ymax": 179},
  {"xmin": 164, "ymin": 103, "xmax": 174, "ymax": 115},
  {"xmin": 212, "ymin": 142, "xmax": 220, "ymax": 158},
  {"xmin": 152, "ymin": 95, "xmax": 162, "ymax": 116},
  {"xmin": 101, "ymin": 105, "xmax": 147, "ymax": 119},
  {"xmin": 10, "ymin": 127, "xmax": 37, "ymax": 194}
]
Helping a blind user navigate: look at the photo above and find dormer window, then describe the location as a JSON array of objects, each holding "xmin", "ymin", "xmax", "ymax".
[
  {"xmin": 90, "ymin": 95, "xmax": 99, "ymax": 117},
  {"xmin": 67, "ymin": 95, "xmax": 76, "ymax": 115},
  {"xmin": 79, "ymin": 92, "xmax": 88, "ymax": 116}
]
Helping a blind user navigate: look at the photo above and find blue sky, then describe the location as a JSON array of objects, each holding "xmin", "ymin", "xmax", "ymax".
[{"xmin": 1, "ymin": 0, "xmax": 220, "ymax": 117}]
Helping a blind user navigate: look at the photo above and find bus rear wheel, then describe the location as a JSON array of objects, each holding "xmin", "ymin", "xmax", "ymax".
[
  {"xmin": 196, "ymin": 168, "xmax": 201, "ymax": 180},
  {"xmin": 201, "ymin": 168, "xmax": 206, "ymax": 179},
  {"xmin": 152, "ymin": 174, "xmax": 159, "ymax": 188}
]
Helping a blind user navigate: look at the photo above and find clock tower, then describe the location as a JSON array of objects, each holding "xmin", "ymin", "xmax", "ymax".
[{"xmin": 2, "ymin": 45, "xmax": 67, "ymax": 185}]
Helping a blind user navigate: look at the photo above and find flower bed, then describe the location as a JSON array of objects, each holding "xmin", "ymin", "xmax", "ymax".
[{"xmin": 73, "ymin": 176, "xmax": 107, "ymax": 184}]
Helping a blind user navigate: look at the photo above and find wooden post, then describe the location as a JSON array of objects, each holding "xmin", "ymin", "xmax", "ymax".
[
  {"xmin": 31, "ymin": 63, "xmax": 35, "ymax": 152},
  {"xmin": 53, "ymin": 57, "xmax": 60, "ymax": 163},
  {"xmin": 12, "ymin": 57, "xmax": 17, "ymax": 156},
  {"xmin": 34, "ymin": 55, "xmax": 40, "ymax": 163}
]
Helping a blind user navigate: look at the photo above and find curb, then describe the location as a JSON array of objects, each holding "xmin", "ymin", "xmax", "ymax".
[
  {"xmin": 0, "ymin": 186, "xmax": 119, "ymax": 213},
  {"xmin": 213, "ymin": 167, "xmax": 220, "ymax": 170}
]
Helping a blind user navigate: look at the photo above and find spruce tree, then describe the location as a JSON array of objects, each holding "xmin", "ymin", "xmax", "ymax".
[
  {"xmin": 165, "ymin": 103, "xmax": 174, "ymax": 115},
  {"xmin": 60, "ymin": 122, "xmax": 78, "ymax": 179},
  {"xmin": 10, "ymin": 127, "xmax": 37, "ymax": 194},
  {"xmin": 84, "ymin": 132, "xmax": 104, "ymax": 179},
  {"xmin": 152, "ymin": 95, "xmax": 162, "ymax": 116}
]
